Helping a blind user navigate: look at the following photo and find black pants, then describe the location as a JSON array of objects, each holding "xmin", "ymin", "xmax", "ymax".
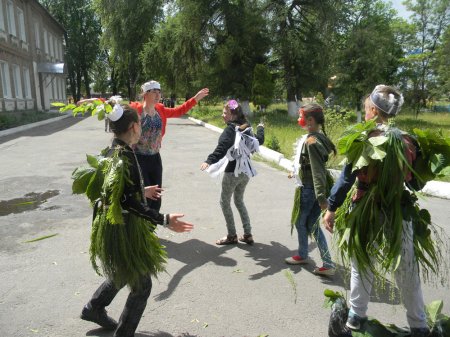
[
  {"xmin": 87, "ymin": 275, "xmax": 152, "ymax": 337},
  {"xmin": 136, "ymin": 152, "xmax": 163, "ymax": 211}
]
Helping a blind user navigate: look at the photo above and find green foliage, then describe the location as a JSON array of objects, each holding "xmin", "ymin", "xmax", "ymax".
[
  {"xmin": 251, "ymin": 64, "xmax": 275, "ymax": 107},
  {"xmin": 333, "ymin": 0, "xmax": 402, "ymax": 107},
  {"xmin": 266, "ymin": 135, "xmax": 281, "ymax": 152},
  {"xmin": 0, "ymin": 111, "xmax": 61, "ymax": 131},
  {"xmin": 412, "ymin": 128, "xmax": 450, "ymax": 183},
  {"xmin": 334, "ymin": 123, "xmax": 448, "ymax": 283},
  {"xmin": 40, "ymin": 0, "xmax": 101, "ymax": 100},
  {"xmin": 93, "ymin": 0, "xmax": 164, "ymax": 100},
  {"xmin": 325, "ymin": 290, "xmax": 450, "ymax": 336}
]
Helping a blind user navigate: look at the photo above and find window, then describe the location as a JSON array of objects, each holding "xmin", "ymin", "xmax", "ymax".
[
  {"xmin": 49, "ymin": 34, "xmax": 54, "ymax": 57},
  {"xmin": 6, "ymin": 0, "xmax": 15, "ymax": 36},
  {"xmin": 43, "ymin": 29, "xmax": 48, "ymax": 53},
  {"xmin": 0, "ymin": 61, "xmax": 11, "ymax": 98},
  {"xmin": 0, "ymin": 0, "xmax": 5, "ymax": 31},
  {"xmin": 60, "ymin": 77, "xmax": 65, "ymax": 99},
  {"xmin": 53, "ymin": 38, "xmax": 58, "ymax": 60},
  {"xmin": 34, "ymin": 21, "xmax": 40, "ymax": 48},
  {"xmin": 17, "ymin": 8, "xmax": 25, "ymax": 41},
  {"xmin": 23, "ymin": 67, "xmax": 31, "ymax": 99},
  {"xmin": 12, "ymin": 64, "xmax": 22, "ymax": 98}
]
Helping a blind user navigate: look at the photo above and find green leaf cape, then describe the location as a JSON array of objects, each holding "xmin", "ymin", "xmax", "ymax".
[
  {"xmin": 334, "ymin": 120, "xmax": 449, "ymax": 282},
  {"xmin": 72, "ymin": 146, "xmax": 167, "ymax": 289}
]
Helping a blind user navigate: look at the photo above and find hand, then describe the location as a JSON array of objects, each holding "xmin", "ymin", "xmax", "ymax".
[
  {"xmin": 319, "ymin": 200, "xmax": 328, "ymax": 211},
  {"xmin": 168, "ymin": 214, "xmax": 194, "ymax": 233},
  {"xmin": 200, "ymin": 162, "xmax": 210, "ymax": 171},
  {"xmin": 323, "ymin": 210, "xmax": 335, "ymax": 233},
  {"xmin": 194, "ymin": 88, "xmax": 209, "ymax": 102},
  {"xmin": 144, "ymin": 185, "xmax": 163, "ymax": 200}
]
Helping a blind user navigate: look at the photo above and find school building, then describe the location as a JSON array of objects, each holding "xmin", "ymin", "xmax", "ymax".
[{"xmin": 0, "ymin": 0, "xmax": 66, "ymax": 113}]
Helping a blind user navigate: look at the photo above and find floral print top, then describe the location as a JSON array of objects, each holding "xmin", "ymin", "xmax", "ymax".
[{"xmin": 135, "ymin": 112, "xmax": 163, "ymax": 155}]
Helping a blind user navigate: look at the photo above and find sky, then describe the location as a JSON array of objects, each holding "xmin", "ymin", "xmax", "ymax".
[{"xmin": 386, "ymin": 0, "xmax": 413, "ymax": 20}]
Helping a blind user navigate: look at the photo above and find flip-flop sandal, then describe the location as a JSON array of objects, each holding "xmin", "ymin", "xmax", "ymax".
[
  {"xmin": 216, "ymin": 234, "xmax": 238, "ymax": 245},
  {"xmin": 239, "ymin": 234, "xmax": 254, "ymax": 245}
]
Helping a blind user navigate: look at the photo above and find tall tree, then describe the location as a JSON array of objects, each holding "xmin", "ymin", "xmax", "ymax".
[
  {"xmin": 402, "ymin": 0, "xmax": 450, "ymax": 115},
  {"xmin": 40, "ymin": 0, "xmax": 101, "ymax": 101},
  {"xmin": 93, "ymin": 0, "xmax": 164, "ymax": 100},
  {"xmin": 262, "ymin": 0, "xmax": 345, "ymax": 116},
  {"xmin": 332, "ymin": 0, "xmax": 402, "ymax": 113},
  {"xmin": 432, "ymin": 25, "xmax": 450, "ymax": 99}
]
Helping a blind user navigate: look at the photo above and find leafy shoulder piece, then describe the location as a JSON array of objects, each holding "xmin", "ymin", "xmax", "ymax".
[
  {"xmin": 336, "ymin": 120, "xmax": 387, "ymax": 172},
  {"xmin": 71, "ymin": 152, "xmax": 108, "ymax": 203}
]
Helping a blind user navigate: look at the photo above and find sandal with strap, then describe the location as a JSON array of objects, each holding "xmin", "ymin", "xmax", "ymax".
[
  {"xmin": 216, "ymin": 234, "xmax": 238, "ymax": 245},
  {"xmin": 239, "ymin": 234, "xmax": 254, "ymax": 245}
]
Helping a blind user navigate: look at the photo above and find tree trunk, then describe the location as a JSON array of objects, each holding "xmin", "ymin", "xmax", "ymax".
[
  {"xmin": 288, "ymin": 101, "xmax": 299, "ymax": 117},
  {"xmin": 83, "ymin": 69, "xmax": 91, "ymax": 98},
  {"xmin": 241, "ymin": 100, "xmax": 252, "ymax": 118}
]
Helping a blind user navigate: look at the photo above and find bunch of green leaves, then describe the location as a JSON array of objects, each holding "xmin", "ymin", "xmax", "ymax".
[
  {"xmin": 71, "ymin": 153, "xmax": 108, "ymax": 203},
  {"xmin": 334, "ymin": 122, "xmax": 445, "ymax": 280},
  {"xmin": 52, "ymin": 99, "xmax": 112, "ymax": 120},
  {"xmin": 336, "ymin": 119, "xmax": 386, "ymax": 171},
  {"xmin": 412, "ymin": 128, "xmax": 450, "ymax": 184},
  {"xmin": 72, "ymin": 148, "xmax": 131, "ymax": 226}
]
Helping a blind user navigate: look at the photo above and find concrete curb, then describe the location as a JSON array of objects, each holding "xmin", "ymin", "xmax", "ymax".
[
  {"xmin": 0, "ymin": 113, "xmax": 71, "ymax": 137},
  {"xmin": 188, "ymin": 116, "xmax": 450, "ymax": 200}
]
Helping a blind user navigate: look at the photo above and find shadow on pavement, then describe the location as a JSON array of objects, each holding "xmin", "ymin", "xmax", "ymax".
[
  {"xmin": 0, "ymin": 116, "xmax": 86, "ymax": 144},
  {"xmin": 139, "ymin": 331, "xmax": 198, "ymax": 337},
  {"xmin": 86, "ymin": 329, "xmax": 198, "ymax": 337},
  {"xmin": 154, "ymin": 238, "xmax": 237, "ymax": 301}
]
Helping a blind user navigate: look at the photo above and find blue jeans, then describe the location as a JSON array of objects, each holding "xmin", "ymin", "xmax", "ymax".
[{"xmin": 295, "ymin": 186, "xmax": 334, "ymax": 268}]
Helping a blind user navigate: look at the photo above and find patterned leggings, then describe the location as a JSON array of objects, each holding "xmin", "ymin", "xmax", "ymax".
[{"xmin": 220, "ymin": 172, "xmax": 251, "ymax": 235}]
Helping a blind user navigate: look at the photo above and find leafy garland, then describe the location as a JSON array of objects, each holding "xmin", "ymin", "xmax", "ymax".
[
  {"xmin": 72, "ymin": 147, "xmax": 167, "ymax": 289},
  {"xmin": 334, "ymin": 119, "xmax": 449, "ymax": 282}
]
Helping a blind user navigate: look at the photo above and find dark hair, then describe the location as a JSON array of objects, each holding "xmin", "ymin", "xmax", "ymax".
[
  {"xmin": 109, "ymin": 105, "xmax": 139, "ymax": 135},
  {"xmin": 302, "ymin": 103, "xmax": 336, "ymax": 155},
  {"xmin": 225, "ymin": 101, "xmax": 248, "ymax": 129}
]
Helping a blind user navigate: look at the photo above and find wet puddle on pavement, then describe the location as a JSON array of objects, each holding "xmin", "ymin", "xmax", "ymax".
[{"xmin": 0, "ymin": 190, "xmax": 60, "ymax": 216}]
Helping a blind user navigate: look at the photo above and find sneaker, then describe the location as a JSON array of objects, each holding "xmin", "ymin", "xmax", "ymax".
[
  {"xmin": 285, "ymin": 255, "xmax": 310, "ymax": 265},
  {"xmin": 81, "ymin": 305, "xmax": 118, "ymax": 330},
  {"xmin": 314, "ymin": 266, "xmax": 336, "ymax": 276},
  {"xmin": 346, "ymin": 311, "xmax": 366, "ymax": 330},
  {"xmin": 410, "ymin": 327, "xmax": 430, "ymax": 337}
]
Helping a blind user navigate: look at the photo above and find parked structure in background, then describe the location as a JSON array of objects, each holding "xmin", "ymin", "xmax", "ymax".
[{"xmin": 0, "ymin": 0, "xmax": 66, "ymax": 112}]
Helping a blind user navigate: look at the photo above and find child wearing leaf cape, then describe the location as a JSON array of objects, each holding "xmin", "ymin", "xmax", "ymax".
[
  {"xmin": 75, "ymin": 103, "xmax": 194, "ymax": 337},
  {"xmin": 285, "ymin": 103, "xmax": 336, "ymax": 276},
  {"xmin": 323, "ymin": 85, "xmax": 446, "ymax": 337}
]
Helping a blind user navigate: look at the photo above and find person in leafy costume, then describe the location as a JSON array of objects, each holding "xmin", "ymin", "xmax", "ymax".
[
  {"xmin": 76, "ymin": 103, "xmax": 194, "ymax": 337},
  {"xmin": 285, "ymin": 104, "xmax": 336, "ymax": 276},
  {"xmin": 323, "ymin": 85, "xmax": 448, "ymax": 337}
]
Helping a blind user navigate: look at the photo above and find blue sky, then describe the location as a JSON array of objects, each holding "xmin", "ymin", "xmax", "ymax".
[{"xmin": 386, "ymin": 0, "xmax": 412, "ymax": 19}]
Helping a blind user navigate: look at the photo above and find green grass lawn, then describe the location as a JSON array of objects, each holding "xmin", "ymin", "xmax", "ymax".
[{"xmin": 189, "ymin": 102, "xmax": 450, "ymax": 182}]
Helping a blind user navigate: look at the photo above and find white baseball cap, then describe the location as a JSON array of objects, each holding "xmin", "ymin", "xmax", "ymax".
[{"xmin": 141, "ymin": 80, "xmax": 161, "ymax": 92}]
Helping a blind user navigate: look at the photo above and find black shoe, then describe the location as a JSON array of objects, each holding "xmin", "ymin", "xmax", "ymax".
[
  {"xmin": 328, "ymin": 297, "xmax": 352, "ymax": 337},
  {"xmin": 411, "ymin": 327, "xmax": 430, "ymax": 337},
  {"xmin": 81, "ymin": 305, "xmax": 118, "ymax": 330}
]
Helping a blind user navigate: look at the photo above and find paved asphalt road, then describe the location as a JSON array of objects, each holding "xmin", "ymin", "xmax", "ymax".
[{"xmin": 0, "ymin": 116, "xmax": 449, "ymax": 337}]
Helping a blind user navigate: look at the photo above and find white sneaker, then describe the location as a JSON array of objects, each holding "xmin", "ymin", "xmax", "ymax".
[
  {"xmin": 313, "ymin": 266, "xmax": 336, "ymax": 276},
  {"xmin": 285, "ymin": 255, "xmax": 310, "ymax": 265}
]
